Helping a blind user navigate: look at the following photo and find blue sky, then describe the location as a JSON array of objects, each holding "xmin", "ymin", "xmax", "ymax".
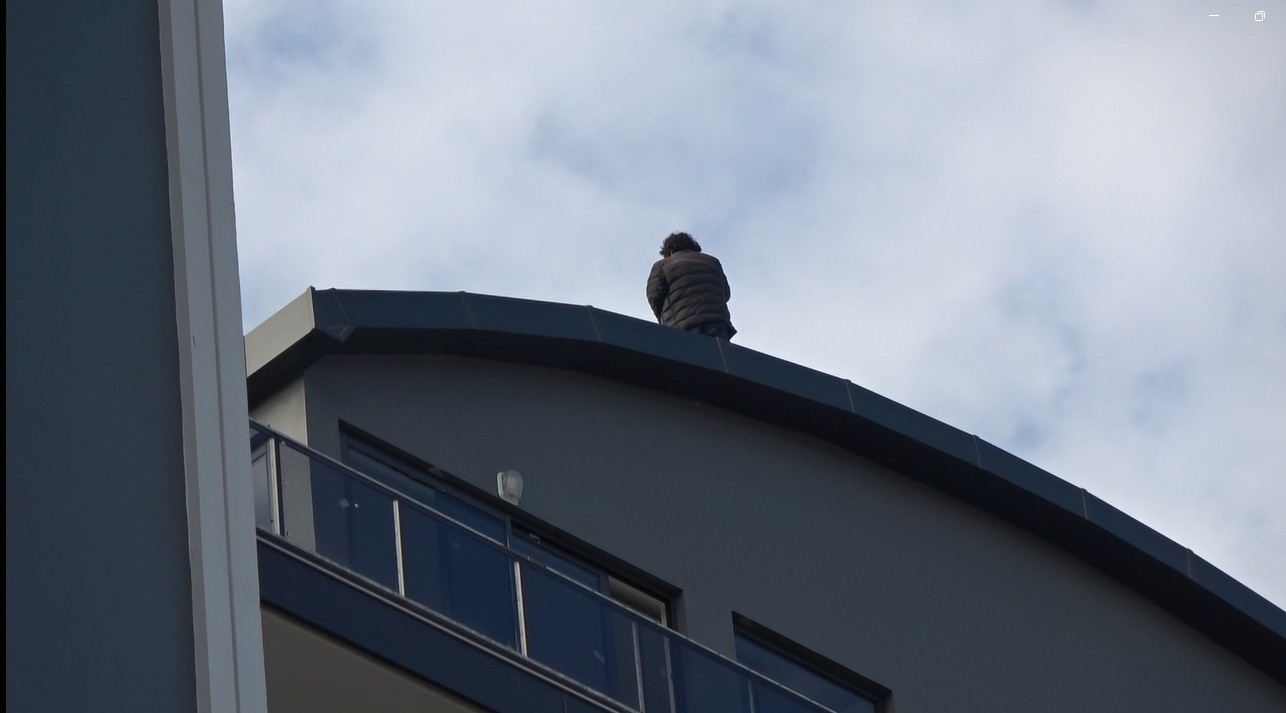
[{"xmin": 224, "ymin": 1, "xmax": 1286, "ymax": 607}]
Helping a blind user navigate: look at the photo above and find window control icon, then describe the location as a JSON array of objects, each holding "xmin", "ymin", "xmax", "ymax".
[{"xmin": 1255, "ymin": 10, "xmax": 1266, "ymax": 21}]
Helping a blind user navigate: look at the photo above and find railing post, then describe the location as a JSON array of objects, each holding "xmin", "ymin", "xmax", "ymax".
[
  {"xmin": 392, "ymin": 499, "xmax": 407, "ymax": 596},
  {"xmin": 514, "ymin": 560, "xmax": 530, "ymax": 657},
  {"xmin": 267, "ymin": 436, "xmax": 282, "ymax": 536},
  {"xmin": 630, "ymin": 621, "xmax": 645, "ymax": 712}
]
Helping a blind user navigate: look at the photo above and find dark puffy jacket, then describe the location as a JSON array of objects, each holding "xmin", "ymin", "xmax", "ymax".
[{"xmin": 646, "ymin": 250, "xmax": 736, "ymax": 336}]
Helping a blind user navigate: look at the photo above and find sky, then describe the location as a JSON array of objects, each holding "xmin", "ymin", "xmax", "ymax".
[{"xmin": 223, "ymin": 1, "xmax": 1285, "ymax": 608}]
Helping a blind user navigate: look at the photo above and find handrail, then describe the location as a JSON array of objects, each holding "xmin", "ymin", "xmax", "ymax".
[
  {"xmin": 249, "ymin": 420, "xmax": 836, "ymax": 713},
  {"xmin": 256, "ymin": 534, "xmax": 638, "ymax": 713}
]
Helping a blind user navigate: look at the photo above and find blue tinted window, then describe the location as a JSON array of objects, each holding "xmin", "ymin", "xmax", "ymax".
[
  {"xmin": 434, "ymin": 490, "xmax": 507, "ymax": 542},
  {"xmin": 672, "ymin": 644, "xmax": 752, "ymax": 713},
  {"xmin": 345, "ymin": 446, "xmax": 438, "ymax": 501},
  {"xmin": 344, "ymin": 442, "xmax": 506, "ymax": 541},
  {"xmin": 751, "ymin": 681, "xmax": 829, "ymax": 713},
  {"xmin": 400, "ymin": 502, "xmax": 518, "ymax": 648},
  {"xmin": 511, "ymin": 531, "xmax": 602, "ymax": 590},
  {"xmin": 637, "ymin": 625, "xmax": 676, "ymax": 713},
  {"xmin": 520, "ymin": 563, "xmax": 640, "ymax": 709},
  {"xmin": 306, "ymin": 456, "xmax": 399, "ymax": 591},
  {"xmin": 735, "ymin": 633, "xmax": 876, "ymax": 713}
]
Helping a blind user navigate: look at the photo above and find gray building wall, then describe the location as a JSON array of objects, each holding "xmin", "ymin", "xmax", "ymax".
[
  {"xmin": 6, "ymin": 1, "xmax": 197, "ymax": 711},
  {"xmin": 7, "ymin": 1, "xmax": 266, "ymax": 711},
  {"xmin": 253, "ymin": 352, "xmax": 1286, "ymax": 713},
  {"xmin": 253, "ymin": 376, "xmax": 310, "ymax": 444}
]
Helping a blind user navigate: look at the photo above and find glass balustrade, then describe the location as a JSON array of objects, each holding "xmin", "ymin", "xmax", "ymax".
[{"xmin": 250, "ymin": 421, "xmax": 833, "ymax": 713}]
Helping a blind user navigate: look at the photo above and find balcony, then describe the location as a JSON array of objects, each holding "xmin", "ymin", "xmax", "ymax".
[{"xmin": 250, "ymin": 421, "xmax": 839, "ymax": 713}]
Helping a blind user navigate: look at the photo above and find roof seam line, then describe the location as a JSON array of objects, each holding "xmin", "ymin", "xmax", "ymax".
[
  {"xmin": 715, "ymin": 337, "xmax": 729, "ymax": 373},
  {"xmin": 327, "ymin": 288, "xmax": 354, "ymax": 341},
  {"xmin": 971, "ymin": 435, "xmax": 983, "ymax": 468},
  {"xmin": 1079, "ymin": 488, "xmax": 1089, "ymax": 519},
  {"xmin": 585, "ymin": 306, "xmax": 603, "ymax": 342},
  {"xmin": 458, "ymin": 292, "xmax": 479, "ymax": 329},
  {"xmin": 844, "ymin": 380, "xmax": 857, "ymax": 414}
]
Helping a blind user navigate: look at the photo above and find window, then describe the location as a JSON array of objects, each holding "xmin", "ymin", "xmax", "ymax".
[
  {"xmin": 511, "ymin": 526, "xmax": 670, "ymax": 626},
  {"xmin": 336, "ymin": 434, "xmax": 677, "ymax": 709},
  {"xmin": 260, "ymin": 424, "xmax": 890, "ymax": 713},
  {"xmin": 343, "ymin": 439, "xmax": 506, "ymax": 541},
  {"xmin": 341, "ymin": 435, "xmax": 672, "ymax": 623},
  {"xmin": 735, "ymin": 619, "xmax": 883, "ymax": 713}
]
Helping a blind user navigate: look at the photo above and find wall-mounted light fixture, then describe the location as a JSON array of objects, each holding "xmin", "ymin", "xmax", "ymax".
[{"xmin": 497, "ymin": 469, "xmax": 524, "ymax": 505}]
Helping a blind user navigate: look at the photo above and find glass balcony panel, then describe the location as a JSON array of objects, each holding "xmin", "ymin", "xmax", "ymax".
[
  {"xmin": 278, "ymin": 443, "xmax": 317, "ymax": 550},
  {"xmin": 736, "ymin": 635, "xmax": 874, "ymax": 713},
  {"xmin": 295, "ymin": 450, "xmax": 399, "ymax": 591},
  {"xmin": 434, "ymin": 491, "xmax": 507, "ymax": 543},
  {"xmin": 751, "ymin": 681, "xmax": 832, "ymax": 713},
  {"xmin": 345, "ymin": 445, "xmax": 506, "ymax": 542},
  {"xmin": 512, "ymin": 533, "xmax": 602, "ymax": 590},
  {"xmin": 520, "ymin": 563, "xmax": 641, "ymax": 709},
  {"xmin": 250, "ymin": 447, "xmax": 276, "ymax": 533},
  {"xmin": 672, "ymin": 644, "xmax": 752, "ymax": 713},
  {"xmin": 400, "ymin": 503, "xmax": 519, "ymax": 649},
  {"xmin": 256, "ymin": 426, "xmax": 852, "ymax": 713},
  {"xmin": 638, "ymin": 624, "xmax": 676, "ymax": 713}
]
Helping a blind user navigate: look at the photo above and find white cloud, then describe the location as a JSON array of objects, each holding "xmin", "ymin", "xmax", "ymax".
[{"xmin": 225, "ymin": 1, "xmax": 1286, "ymax": 606}]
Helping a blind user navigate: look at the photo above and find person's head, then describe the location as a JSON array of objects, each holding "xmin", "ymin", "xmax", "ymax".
[{"xmin": 660, "ymin": 232, "xmax": 702, "ymax": 257}]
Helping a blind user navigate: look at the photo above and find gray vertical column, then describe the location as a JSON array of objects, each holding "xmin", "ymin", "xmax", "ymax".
[
  {"xmin": 160, "ymin": 0, "xmax": 268, "ymax": 709},
  {"xmin": 5, "ymin": 0, "xmax": 266, "ymax": 710}
]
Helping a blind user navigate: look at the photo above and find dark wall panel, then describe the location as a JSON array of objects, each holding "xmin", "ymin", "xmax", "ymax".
[{"xmin": 6, "ymin": 1, "xmax": 196, "ymax": 711}]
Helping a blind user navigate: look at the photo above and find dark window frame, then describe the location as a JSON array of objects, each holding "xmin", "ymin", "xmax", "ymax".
[
  {"xmin": 733, "ymin": 614, "xmax": 889, "ymax": 712},
  {"xmin": 337, "ymin": 423, "xmax": 680, "ymax": 628}
]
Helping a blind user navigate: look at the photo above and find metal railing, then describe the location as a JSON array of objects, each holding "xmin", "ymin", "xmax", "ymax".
[{"xmin": 250, "ymin": 421, "xmax": 833, "ymax": 713}]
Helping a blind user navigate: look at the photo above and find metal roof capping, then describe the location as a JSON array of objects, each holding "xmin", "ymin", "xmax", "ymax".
[{"xmin": 245, "ymin": 287, "xmax": 1286, "ymax": 684}]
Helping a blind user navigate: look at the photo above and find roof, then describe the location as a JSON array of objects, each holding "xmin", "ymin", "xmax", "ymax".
[{"xmin": 246, "ymin": 287, "xmax": 1286, "ymax": 684}]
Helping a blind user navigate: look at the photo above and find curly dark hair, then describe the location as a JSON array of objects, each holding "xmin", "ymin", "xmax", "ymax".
[{"xmin": 660, "ymin": 232, "xmax": 702, "ymax": 257}]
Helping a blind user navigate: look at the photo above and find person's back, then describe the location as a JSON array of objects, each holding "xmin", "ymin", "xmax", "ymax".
[{"xmin": 646, "ymin": 232, "xmax": 736, "ymax": 339}]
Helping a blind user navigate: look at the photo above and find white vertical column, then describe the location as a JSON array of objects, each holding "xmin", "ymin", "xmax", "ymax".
[{"xmin": 158, "ymin": 0, "xmax": 268, "ymax": 711}]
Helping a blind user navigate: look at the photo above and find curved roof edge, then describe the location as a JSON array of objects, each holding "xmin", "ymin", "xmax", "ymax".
[{"xmin": 246, "ymin": 287, "xmax": 1286, "ymax": 684}]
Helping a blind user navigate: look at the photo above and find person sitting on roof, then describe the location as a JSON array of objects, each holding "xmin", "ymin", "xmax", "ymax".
[{"xmin": 646, "ymin": 232, "xmax": 737, "ymax": 340}]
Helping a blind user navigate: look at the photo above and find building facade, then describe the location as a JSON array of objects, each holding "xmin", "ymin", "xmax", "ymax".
[
  {"xmin": 245, "ymin": 287, "xmax": 1286, "ymax": 713},
  {"xmin": 9, "ymin": 1, "xmax": 1283, "ymax": 708}
]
